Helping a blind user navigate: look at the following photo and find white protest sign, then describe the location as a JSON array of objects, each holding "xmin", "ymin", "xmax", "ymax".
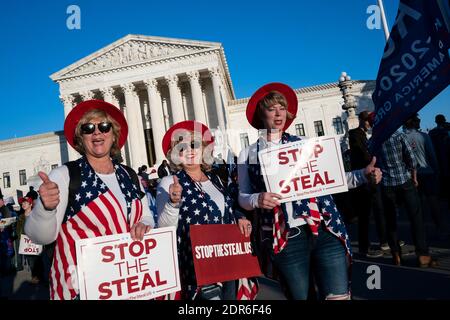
[
  {"xmin": 258, "ymin": 136, "xmax": 348, "ymax": 203},
  {"xmin": 76, "ymin": 226, "xmax": 180, "ymax": 300},
  {"xmin": 19, "ymin": 234, "xmax": 43, "ymax": 255}
]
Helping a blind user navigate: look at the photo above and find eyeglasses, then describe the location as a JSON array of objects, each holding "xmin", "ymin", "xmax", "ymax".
[
  {"xmin": 80, "ymin": 122, "xmax": 112, "ymax": 135},
  {"xmin": 177, "ymin": 141, "xmax": 202, "ymax": 153}
]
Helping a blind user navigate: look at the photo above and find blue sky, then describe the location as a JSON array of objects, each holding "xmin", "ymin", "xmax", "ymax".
[{"xmin": 0, "ymin": 0, "xmax": 448, "ymax": 140}]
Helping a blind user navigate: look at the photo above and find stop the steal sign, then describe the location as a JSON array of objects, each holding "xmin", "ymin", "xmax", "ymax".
[
  {"xmin": 76, "ymin": 226, "xmax": 180, "ymax": 300},
  {"xmin": 190, "ymin": 224, "xmax": 261, "ymax": 286},
  {"xmin": 258, "ymin": 136, "xmax": 348, "ymax": 203}
]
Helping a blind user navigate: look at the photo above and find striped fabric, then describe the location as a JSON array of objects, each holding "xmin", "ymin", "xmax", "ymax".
[
  {"xmin": 272, "ymin": 205, "xmax": 288, "ymax": 254},
  {"xmin": 50, "ymin": 158, "xmax": 143, "ymax": 300},
  {"xmin": 302, "ymin": 197, "xmax": 321, "ymax": 236},
  {"xmin": 236, "ymin": 278, "xmax": 258, "ymax": 300},
  {"xmin": 272, "ymin": 197, "xmax": 320, "ymax": 254}
]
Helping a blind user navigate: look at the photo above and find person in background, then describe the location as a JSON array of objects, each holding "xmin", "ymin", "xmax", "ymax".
[
  {"xmin": 138, "ymin": 165, "xmax": 150, "ymax": 191},
  {"xmin": 139, "ymin": 165, "xmax": 150, "ymax": 186},
  {"xmin": 18, "ymin": 197, "xmax": 43, "ymax": 284},
  {"xmin": 158, "ymin": 160, "xmax": 172, "ymax": 179},
  {"xmin": 376, "ymin": 117, "xmax": 437, "ymax": 268},
  {"xmin": 428, "ymin": 114, "xmax": 450, "ymax": 205},
  {"xmin": 25, "ymin": 186, "xmax": 39, "ymax": 202},
  {"xmin": 1, "ymin": 196, "xmax": 16, "ymax": 296},
  {"xmin": 403, "ymin": 114, "xmax": 447, "ymax": 237},
  {"xmin": 348, "ymin": 111, "xmax": 387, "ymax": 257},
  {"xmin": 147, "ymin": 179, "xmax": 158, "ymax": 225},
  {"xmin": 212, "ymin": 154, "xmax": 229, "ymax": 186}
]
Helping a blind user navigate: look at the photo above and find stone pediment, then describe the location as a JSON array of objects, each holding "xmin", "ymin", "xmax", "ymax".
[{"xmin": 51, "ymin": 34, "xmax": 221, "ymax": 81}]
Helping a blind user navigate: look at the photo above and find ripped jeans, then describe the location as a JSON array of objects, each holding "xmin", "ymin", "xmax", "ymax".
[{"xmin": 270, "ymin": 223, "xmax": 350, "ymax": 300}]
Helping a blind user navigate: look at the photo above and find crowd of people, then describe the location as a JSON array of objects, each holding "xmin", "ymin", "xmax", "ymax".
[
  {"xmin": 346, "ymin": 112, "xmax": 449, "ymax": 267},
  {"xmin": 0, "ymin": 83, "xmax": 448, "ymax": 300},
  {"xmin": 0, "ymin": 188, "xmax": 53, "ymax": 298}
]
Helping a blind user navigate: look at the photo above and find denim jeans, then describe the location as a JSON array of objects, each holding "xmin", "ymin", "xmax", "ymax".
[{"xmin": 270, "ymin": 223, "xmax": 349, "ymax": 300}]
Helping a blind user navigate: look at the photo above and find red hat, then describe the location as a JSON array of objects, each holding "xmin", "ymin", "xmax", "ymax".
[
  {"xmin": 162, "ymin": 120, "xmax": 214, "ymax": 155},
  {"xmin": 18, "ymin": 197, "xmax": 33, "ymax": 205},
  {"xmin": 246, "ymin": 82, "xmax": 298, "ymax": 131},
  {"xmin": 64, "ymin": 99, "xmax": 128, "ymax": 150}
]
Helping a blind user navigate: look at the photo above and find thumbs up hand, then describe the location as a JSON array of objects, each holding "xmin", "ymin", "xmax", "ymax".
[
  {"xmin": 364, "ymin": 157, "xmax": 382, "ymax": 185},
  {"xmin": 168, "ymin": 175, "xmax": 183, "ymax": 205},
  {"xmin": 38, "ymin": 171, "xmax": 60, "ymax": 211}
]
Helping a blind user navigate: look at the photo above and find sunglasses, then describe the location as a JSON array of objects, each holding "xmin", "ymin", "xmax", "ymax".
[
  {"xmin": 80, "ymin": 122, "xmax": 112, "ymax": 135},
  {"xmin": 177, "ymin": 141, "xmax": 202, "ymax": 153}
]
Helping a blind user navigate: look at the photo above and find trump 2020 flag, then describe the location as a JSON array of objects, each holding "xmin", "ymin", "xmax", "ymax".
[{"xmin": 369, "ymin": 0, "xmax": 450, "ymax": 152}]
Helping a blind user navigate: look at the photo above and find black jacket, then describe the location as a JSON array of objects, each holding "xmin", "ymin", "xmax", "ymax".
[
  {"xmin": 349, "ymin": 127, "xmax": 372, "ymax": 170},
  {"xmin": 158, "ymin": 163, "xmax": 170, "ymax": 178}
]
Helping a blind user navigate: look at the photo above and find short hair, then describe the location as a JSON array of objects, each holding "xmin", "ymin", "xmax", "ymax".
[
  {"xmin": 404, "ymin": 114, "xmax": 419, "ymax": 129},
  {"xmin": 435, "ymin": 114, "xmax": 446, "ymax": 125},
  {"xmin": 358, "ymin": 111, "xmax": 371, "ymax": 121},
  {"xmin": 166, "ymin": 131, "xmax": 213, "ymax": 172},
  {"xmin": 253, "ymin": 91, "xmax": 295, "ymax": 129},
  {"xmin": 73, "ymin": 109, "xmax": 121, "ymax": 157}
]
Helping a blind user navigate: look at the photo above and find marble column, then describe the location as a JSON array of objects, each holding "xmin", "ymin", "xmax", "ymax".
[
  {"xmin": 79, "ymin": 90, "xmax": 94, "ymax": 101},
  {"xmin": 144, "ymin": 79, "xmax": 166, "ymax": 164},
  {"xmin": 100, "ymin": 87, "xmax": 119, "ymax": 107},
  {"xmin": 121, "ymin": 83, "xmax": 147, "ymax": 169},
  {"xmin": 208, "ymin": 67, "xmax": 226, "ymax": 131},
  {"xmin": 162, "ymin": 97, "xmax": 170, "ymax": 129},
  {"xmin": 187, "ymin": 71, "xmax": 207, "ymax": 124},
  {"xmin": 100, "ymin": 87, "xmax": 127, "ymax": 165},
  {"xmin": 60, "ymin": 94, "xmax": 79, "ymax": 161},
  {"xmin": 165, "ymin": 74, "xmax": 184, "ymax": 124}
]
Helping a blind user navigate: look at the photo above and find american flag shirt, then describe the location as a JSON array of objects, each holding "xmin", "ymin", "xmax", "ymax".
[
  {"xmin": 172, "ymin": 170, "xmax": 257, "ymax": 300},
  {"xmin": 50, "ymin": 157, "xmax": 144, "ymax": 300},
  {"xmin": 246, "ymin": 132, "xmax": 352, "ymax": 257}
]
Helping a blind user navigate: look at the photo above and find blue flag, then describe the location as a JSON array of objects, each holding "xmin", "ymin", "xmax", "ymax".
[{"xmin": 369, "ymin": 0, "xmax": 450, "ymax": 153}]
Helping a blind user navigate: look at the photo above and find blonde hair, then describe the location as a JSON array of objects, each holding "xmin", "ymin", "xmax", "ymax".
[
  {"xmin": 254, "ymin": 91, "xmax": 295, "ymax": 129},
  {"xmin": 166, "ymin": 131, "xmax": 213, "ymax": 172},
  {"xmin": 73, "ymin": 109, "xmax": 121, "ymax": 157}
]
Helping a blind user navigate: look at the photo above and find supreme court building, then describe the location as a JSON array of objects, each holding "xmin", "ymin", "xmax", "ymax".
[{"xmin": 0, "ymin": 34, "xmax": 375, "ymax": 202}]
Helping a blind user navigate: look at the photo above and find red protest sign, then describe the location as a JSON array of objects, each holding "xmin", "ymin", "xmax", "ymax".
[{"xmin": 190, "ymin": 224, "xmax": 262, "ymax": 286}]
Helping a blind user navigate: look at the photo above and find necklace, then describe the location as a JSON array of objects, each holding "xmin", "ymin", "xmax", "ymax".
[
  {"xmin": 95, "ymin": 168, "xmax": 114, "ymax": 174},
  {"xmin": 186, "ymin": 171, "xmax": 208, "ymax": 196},
  {"xmin": 186, "ymin": 171, "xmax": 206, "ymax": 183},
  {"xmin": 95, "ymin": 164, "xmax": 115, "ymax": 175}
]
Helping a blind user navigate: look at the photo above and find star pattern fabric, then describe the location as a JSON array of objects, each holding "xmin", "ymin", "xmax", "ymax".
[
  {"xmin": 65, "ymin": 157, "xmax": 141, "ymax": 223},
  {"xmin": 174, "ymin": 170, "xmax": 235, "ymax": 299}
]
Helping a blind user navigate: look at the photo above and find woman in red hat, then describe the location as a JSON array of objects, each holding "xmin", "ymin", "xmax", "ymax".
[
  {"xmin": 157, "ymin": 120, "xmax": 257, "ymax": 300},
  {"xmin": 25, "ymin": 100, "xmax": 155, "ymax": 300},
  {"xmin": 238, "ymin": 83, "xmax": 381, "ymax": 300}
]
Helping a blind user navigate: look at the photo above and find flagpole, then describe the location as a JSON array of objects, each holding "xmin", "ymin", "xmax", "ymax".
[{"xmin": 378, "ymin": 0, "xmax": 390, "ymax": 41}]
